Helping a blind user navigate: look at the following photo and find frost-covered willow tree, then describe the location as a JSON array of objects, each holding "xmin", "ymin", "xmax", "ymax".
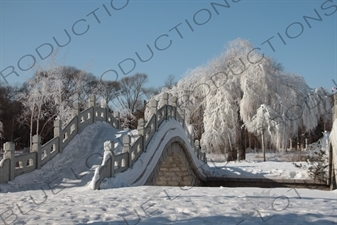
[{"xmin": 146, "ymin": 38, "xmax": 332, "ymax": 160}]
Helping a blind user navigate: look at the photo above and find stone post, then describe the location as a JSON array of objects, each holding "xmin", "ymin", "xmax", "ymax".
[
  {"xmin": 4, "ymin": 142, "xmax": 15, "ymax": 181},
  {"xmin": 123, "ymin": 135, "xmax": 131, "ymax": 168},
  {"xmin": 89, "ymin": 95, "xmax": 96, "ymax": 123},
  {"xmin": 162, "ymin": 92, "xmax": 169, "ymax": 105},
  {"xmin": 73, "ymin": 101, "xmax": 80, "ymax": 117},
  {"xmin": 137, "ymin": 118, "xmax": 145, "ymax": 152},
  {"xmin": 195, "ymin": 140, "xmax": 200, "ymax": 159},
  {"xmin": 181, "ymin": 109, "xmax": 186, "ymax": 128},
  {"xmin": 100, "ymin": 99, "xmax": 108, "ymax": 122},
  {"xmin": 150, "ymin": 99, "xmax": 158, "ymax": 115},
  {"xmin": 162, "ymin": 93, "xmax": 169, "ymax": 120},
  {"xmin": 170, "ymin": 96, "xmax": 177, "ymax": 119},
  {"xmin": 89, "ymin": 94, "xmax": 96, "ymax": 107},
  {"xmin": 73, "ymin": 101, "xmax": 80, "ymax": 134},
  {"xmin": 114, "ymin": 111, "xmax": 120, "ymax": 129},
  {"xmin": 103, "ymin": 141, "xmax": 115, "ymax": 177},
  {"xmin": 31, "ymin": 135, "xmax": 42, "ymax": 169},
  {"xmin": 150, "ymin": 99, "xmax": 158, "ymax": 131},
  {"xmin": 100, "ymin": 98, "xmax": 107, "ymax": 108},
  {"xmin": 54, "ymin": 119, "xmax": 62, "ymax": 153}
]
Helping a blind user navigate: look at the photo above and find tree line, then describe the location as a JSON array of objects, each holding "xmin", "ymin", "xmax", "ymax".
[{"xmin": 0, "ymin": 66, "xmax": 175, "ymax": 150}]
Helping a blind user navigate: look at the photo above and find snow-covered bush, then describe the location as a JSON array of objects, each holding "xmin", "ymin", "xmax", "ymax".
[
  {"xmin": 294, "ymin": 131, "xmax": 329, "ymax": 181},
  {"xmin": 307, "ymin": 149, "xmax": 329, "ymax": 182}
]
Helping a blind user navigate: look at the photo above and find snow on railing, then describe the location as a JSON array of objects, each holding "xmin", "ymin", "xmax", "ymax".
[
  {"xmin": 90, "ymin": 92, "xmax": 207, "ymax": 190},
  {"xmin": 0, "ymin": 95, "xmax": 120, "ymax": 184}
]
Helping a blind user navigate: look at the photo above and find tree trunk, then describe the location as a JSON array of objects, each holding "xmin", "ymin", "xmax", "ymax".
[
  {"xmin": 237, "ymin": 108, "xmax": 245, "ymax": 160},
  {"xmin": 262, "ymin": 131, "xmax": 266, "ymax": 162},
  {"xmin": 227, "ymin": 147, "xmax": 237, "ymax": 161},
  {"xmin": 238, "ymin": 128, "xmax": 245, "ymax": 160},
  {"xmin": 30, "ymin": 113, "xmax": 33, "ymax": 149}
]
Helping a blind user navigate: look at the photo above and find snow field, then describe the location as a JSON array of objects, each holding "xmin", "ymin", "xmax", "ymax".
[
  {"xmin": 0, "ymin": 186, "xmax": 336, "ymax": 224},
  {"xmin": 207, "ymin": 150, "xmax": 311, "ymax": 179}
]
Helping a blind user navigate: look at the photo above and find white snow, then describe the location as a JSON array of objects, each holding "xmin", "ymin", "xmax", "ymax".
[
  {"xmin": 0, "ymin": 186, "xmax": 335, "ymax": 224},
  {"xmin": 0, "ymin": 120, "xmax": 336, "ymax": 224},
  {"xmin": 209, "ymin": 160, "xmax": 309, "ymax": 179}
]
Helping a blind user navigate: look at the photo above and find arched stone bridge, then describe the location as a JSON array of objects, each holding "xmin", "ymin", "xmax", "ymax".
[
  {"xmin": 0, "ymin": 92, "xmax": 207, "ymax": 189},
  {"xmin": 90, "ymin": 93, "xmax": 208, "ymax": 190}
]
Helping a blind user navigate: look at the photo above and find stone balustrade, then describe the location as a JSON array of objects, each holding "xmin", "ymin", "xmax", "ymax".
[{"xmin": 0, "ymin": 95, "xmax": 120, "ymax": 184}]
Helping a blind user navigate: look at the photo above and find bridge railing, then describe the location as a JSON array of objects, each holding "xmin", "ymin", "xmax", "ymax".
[
  {"xmin": 0, "ymin": 95, "xmax": 120, "ymax": 184},
  {"xmin": 91, "ymin": 92, "xmax": 207, "ymax": 190}
]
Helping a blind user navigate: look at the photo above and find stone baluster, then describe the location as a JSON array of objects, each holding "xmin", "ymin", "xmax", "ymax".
[
  {"xmin": 31, "ymin": 135, "xmax": 42, "ymax": 169},
  {"xmin": 54, "ymin": 119, "xmax": 62, "ymax": 153},
  {"xmin": 137, "ymin": 118, "xmax": 146, "ymax": 152},
  {"xmin": 114, "ymin": 111, "xmax": 120, "ymax": 129},
  {"xmin": 3, "ymin": 142, "xmax": 15, "ymax": 181},
  {"xmin": 73, "ymin": 101, "xmax": 80, "ymax": 134},
  {"xmin": 150, "ymin": 99, "xmax": 158, "ymax": 131},
  {"xmin": 103, "ymin": 140, "xmax": 115, "ymax": 177},
  {"xmin": 123, "ymin": 135, "xmax": 131, "ymax": 168},
  {"xmin": 89, "ymin": 95, "xmax": 96, "ymax": 123}
]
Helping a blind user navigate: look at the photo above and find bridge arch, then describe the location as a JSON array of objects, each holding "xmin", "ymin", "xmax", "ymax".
[{"xmin": 145, "ymin": 136, "xmax": 206, "ymax": 187}]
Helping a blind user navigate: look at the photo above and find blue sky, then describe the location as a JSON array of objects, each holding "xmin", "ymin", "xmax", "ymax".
[{"xmin": 1, "ymin": 0, "xmax": 336, "ymax": 91}]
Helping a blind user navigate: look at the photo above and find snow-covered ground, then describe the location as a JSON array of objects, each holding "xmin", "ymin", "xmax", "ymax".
[
  {"xmin": 206, "ymin": 151, "xmax": 311, "ymax": 179},
  {"xmin": 209, "ymin": 160, "xmax": 309, "ymax": 179},
  {"xmin": 0, "ymin": 186, "xmax": 336, "ymax": 224},
  {"xmin": 0, "ymin": 121, "xmax": 336, "ymax": 224}
]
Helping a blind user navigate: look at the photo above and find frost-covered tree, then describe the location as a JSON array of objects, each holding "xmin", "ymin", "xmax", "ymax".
[
  {"xmin": 164, "ymin": 74, "xmax": 177, "ymax": 89},
  {"xmin": 60, "ymin": 66, "xmax": 97, "ymax": 111},
  {"xmin": 114, "ymin": 73, "xmax": 149, "ymax": 113},
  {"xmin": 17, "ymin": 64, "xmax": 96, "ymax": 146},
  {"xmin": 93, "ymin": 80, "xmax": 120, "ymax": 111},
  {"xmin": 146, "ymin": 38, "xmax": 332, "ymax": 161},
  {"xmin": 17, "ymin": 68, "xmax": 60, "ymax": 146}
]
